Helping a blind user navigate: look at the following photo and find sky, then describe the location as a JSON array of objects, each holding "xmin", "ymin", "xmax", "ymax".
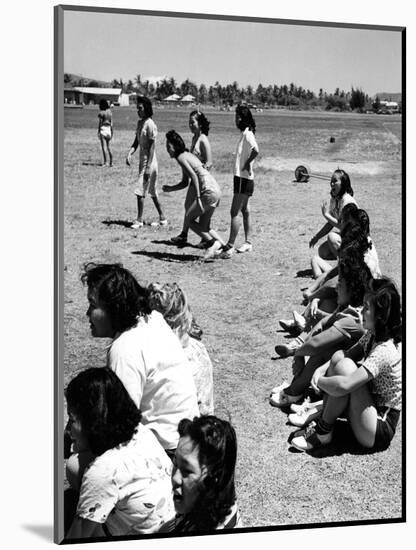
[{"xmin": 64, "ymin": 9, "xmax": 402, "ymax": 97}]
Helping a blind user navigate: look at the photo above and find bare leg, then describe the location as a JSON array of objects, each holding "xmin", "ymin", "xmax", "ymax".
[
  {"xmin": 241, "ymin": 198, "xmax": 251, "ymax": 242},
  {"xmin": 180, "ymin": 187, "xmax": 195, "ymax": 237},
  {"xmin": 99, "ymin": 136, "xmax": 107, "ymax": 165},
  {"xmin": 151, "ymin": 195, "xmax": 166, "ymax": 221},
  {"xmin": 286, "ymin": 354, "xmax": 331, "ymax": 396},
  {"xmin": 198, "ymin": 207, "xmax": 226, "ymax": 246},
  {"xmin": 136, "ymin": 196, "xmax": 144, "ymax": 222},
  {"xmin": 227, "ymin": 193, "xmax": 248, "ymax": 247},
  {"xmin": 311, "ymin": 254, "xmax": 333, "ymax": 278},
  {"xmin": 106, "ymin": 139, "xmax": 113, "ymax": 166},
  {"xmin": 327, "ymin": 231, "xmax": 342, "ymax": 258}
]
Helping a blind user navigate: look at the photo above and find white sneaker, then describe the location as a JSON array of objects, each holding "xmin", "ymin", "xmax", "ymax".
[
  {"xmin": 159, "ymin": 219, "xmax": 168, "ymax": 226},
  {"xmin": 203, "ymin": 240, "xmax": 222, "ymax": 261},
  {"xmin": 288, "ymin": 401, "xmax": 323, "ymax": 428},
  {"xmin": 219, "ymin": 246, "xmax": 235, "ymax": 259},
  {"xmin": 289, "ymin": 421, "xmax": 333, "ymax": 452},
  {"xmin": 236, "ymin": 242, "xmax": 253, "ymax": 253},
  {"xmin": 269, "ymin": 383, "xmax": 302, "ymax": 408},
  {"xmin": 290, "ymin": 397, "xmax": 323, "ymax": 413},
  {"xmin": 131, "ymin": 220, "xmax": 144, "ymax": 229},
  {"xmin": 292, "ymin": 310, "xmax": 306, "ymax": 331}
]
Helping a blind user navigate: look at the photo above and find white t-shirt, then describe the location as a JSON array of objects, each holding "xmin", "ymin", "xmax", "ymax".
[
  {"xmin": 234, "ymin": 128, "xmax": 258, "ymax": 180},
  {"xmin": 108, "ymin": 311, "xmax": 199, "ymax": 450},
  {"xmin": 76, "ymin": 424, "xmax": 175, "ymax": 536}
]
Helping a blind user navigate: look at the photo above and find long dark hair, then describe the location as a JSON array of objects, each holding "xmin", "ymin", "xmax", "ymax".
[
  {"xmin": 189, "ymin": 110, "xmax": 210, "ymax": 135},
  {"xmin": 174, "ymin": 415, "xmax": 237, "ymax": 532},
  {"xmin": 99, "ymin": 99, "xmax": 109, "ymax": 110},
  {"xmin": 235, "ymin": 104, "xmax": 256, "ymax": 133},
  {"xmin": 332, "ymin": 169, "xmax": 354, "ymax": 197},
  {"xmin": 166, "ymin": 130, "xmax": 187, "ymax": 157},
  {"xmin": 136, "ymin": 95, "xmax": 153, "ymax": 118},
  {"xmin": 338, "ymin": 257, "xmax": 372, "ymax": 307},
  {"xmin": 65, "ymin": 367, "xmax": 142, "ymax": 456},
  {"xmin": 365, "ymin": 277, "xmax": 402, "ymax": 344},
  {"xmin": 81, "ymin": 263, "xmax": 151, "ymax": 333}
]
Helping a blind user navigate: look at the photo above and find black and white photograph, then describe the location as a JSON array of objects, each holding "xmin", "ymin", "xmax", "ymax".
[{"xmin": 3, "ymin": 1, "xmax": 413, "ymax": 549}]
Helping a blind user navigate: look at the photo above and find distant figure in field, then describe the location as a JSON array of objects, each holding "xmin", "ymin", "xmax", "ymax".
[
  {"xmin": 170, "ymin": 110, "xmax": 213, "ymax": 247},
  {"xmin": 126, "ymin": 96, "xmax": 167, "ymax": 229},
  {"xmin": 309, "ymin": 169, "xmax": 357, "ymax": 277},
  {"xmin": 163, "ymin": 130, "xmax": 225, "ymax": 261},
  {"xmin": 97, "ymin": 99, "xmax": 113, "ymax": 167},
  {"xmin": 219, "ymin": 104, "xmax": 259, "ymax": 259}
]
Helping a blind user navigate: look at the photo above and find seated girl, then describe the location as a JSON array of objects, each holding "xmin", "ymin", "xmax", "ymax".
[
  {"xmin": 81, "ymin": 263, "xmax": 199, "ymax": 456},
  {"xmin": 159, "ymin": 415, "xmax": 242, "ymax": 533},
  {"xmin": 290, "ymin": 277, "xmax": 401, "ymax": 452},
  {"xmin": 65, "ymin": 367, "xmax": 174, "ymax": 539},
  {"xmin": 270, "ymin": 259, "xmax": 371, "ymax": 408},
  {"xmin": 147, "ymin": 282, "xmax": 214, "ymax": 415},
  {"xmin": 309, "ymin": 169, "xmax": 358, "ymax": 278}
]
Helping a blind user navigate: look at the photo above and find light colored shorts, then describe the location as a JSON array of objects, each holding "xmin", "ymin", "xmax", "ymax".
[
  {"xmin": 134, "ymin": 167, "xmax": 158, "ymax": 198},
  {"xmin": 99, "ymin": 125, "xmax": 112, "ymax": 140}
]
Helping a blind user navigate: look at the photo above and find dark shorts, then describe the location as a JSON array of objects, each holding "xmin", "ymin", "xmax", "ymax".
[
  {"xmin": 233, "ymin": 175, "xmax": 254, "ymax": 196},
  {"xmin": 372, "ymin": 406, "xmax": 400, "ymax": 451}
]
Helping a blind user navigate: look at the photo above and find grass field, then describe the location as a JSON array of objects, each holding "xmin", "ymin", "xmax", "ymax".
[{"xmin": 63, "ymin": 105, "xmax": 402, "ymax": 528}]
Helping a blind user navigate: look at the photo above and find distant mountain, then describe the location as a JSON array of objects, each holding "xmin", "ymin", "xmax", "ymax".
[
  {"xmin": 375, "ymin": 92, "xmax": 402, "ymax": 102},
  {"xmin": 64, "ymin": 73, "xmax": 113, "ymax": 88}
]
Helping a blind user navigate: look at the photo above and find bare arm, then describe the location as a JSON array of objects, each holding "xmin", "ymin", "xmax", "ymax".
[
  {"xmin": 144, "ymin": 138, "xmax": 155, "ymax": 174},
  {"xmin": 163, "ymin": 166, "xmax": 190, "ymax": 193},
  {"xmin": 199, "ymin": 135, "xmax": 213, "ymax": 170},
  {"xmin": 126, "ymin": 135, "xmax": 139, "ymax": 165},
  {"xmin": 318, "ymin": 365, "xmax": 372, "ymax": 397},
  {"xmin": 242, "ymin": 147, "xmax": 259, "ymax": 172},
  {"xmin": 309, "ymin": 222, "xmax": 333, "ymax": 248}
]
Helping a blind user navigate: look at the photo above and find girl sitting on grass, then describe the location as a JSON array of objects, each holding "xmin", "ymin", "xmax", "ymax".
[
  {"xmin": 309, "ymin": 169, "xmax": 358, "ymax": 278},
  {"xmin": 159, "ymin": 415, "xmax": 242, "ymax": 533},
  {"xmin": 170, "ymin": 110, "xmax": 213, "ymax": 247},
  {"xmin": 290, "ymin": 277, "xmax": 401, "ymax": 452},
  {"xmin": 82, "ymin": 263, "xmax": 199, "ymax": 456},
  {"xmin": 97, "ymin": 99, "xmax": 113, "ymax": 167},
  {"xmin": 65, "ymin": 367, "xmax": 174, "ymax": 539},
  {"xmin": 270, "ymin": 258, "xmax": 371, "ymax": 409},
  {"xmin": 220, "ymin": 104, "xmax": 259, "ymax": 258},
  {"xmin": 163, "ymin": 130, "xmax": 225, "ymax": 261},
  {"xmin": 147, "ymin": 282, "xmax": 214, "ymax": 415}
]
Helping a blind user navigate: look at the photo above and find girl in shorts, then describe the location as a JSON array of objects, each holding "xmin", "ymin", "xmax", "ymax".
[
  {"xmin": 163, "ymin": 130, "xmax": 225, "ymax": 261},
  {"xmin": 290, "ymin": 277, "xmax": 401, "ymax": 453},
  {"xmin": 220, "ymin": 104, "xmax": 259, "ymax": 259},
  {"xmin": 97, "ymin": 99, "xmax": 113, "ymax": 167},
  {"xmin": 126, "ymin": 96, "xmax": 167, "ymax": 229},
  {"xmin": 170, "ymin": 110, "xmax": 213, "ymax": 247}
]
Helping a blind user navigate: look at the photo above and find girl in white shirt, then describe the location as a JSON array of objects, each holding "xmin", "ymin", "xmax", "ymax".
[{"xmin": 220, "ymin": 104, "xmax": 259, "ymax": 259}]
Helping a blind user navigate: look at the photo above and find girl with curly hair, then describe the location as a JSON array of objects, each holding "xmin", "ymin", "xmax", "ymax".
[
  {"xmin": 159, "ymin": 415, "xmax": 242, "ymax": 532},
  {"xmin": 290, "ymin": 277, "xmax": 402, "ymax": 452},
  {"xmin": 170, "ymin": 110, "xmax": 213, "ymax": 247},
  {"xmin": 309, "ymin": 169, "xmax": 358, "ymax": 277},
  {"xmin": 65, "ymin": 367, "xmax": 174, "ymax": 539},
  {"xmin": 270, "ymin": 260, "xmax": 371, "ymax": 409},
  {"xmin": 81, "ymin": 263, "xmax": 199, "ymax": 455}
]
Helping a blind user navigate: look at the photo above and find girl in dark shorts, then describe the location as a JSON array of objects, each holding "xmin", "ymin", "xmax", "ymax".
[
  {"xmin": 220, "ymin": 104, "xmax": 259, "ymax": 259},
  {"xmin": 289, "ymin": 277, "xmax": 401, "ymax": 453}
]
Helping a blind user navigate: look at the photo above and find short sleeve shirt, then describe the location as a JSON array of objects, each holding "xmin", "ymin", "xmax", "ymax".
[
  {"xmin": 358, "ymin": 331, "xmax": 402, "ymax": 410},
  {"xmin": 76, "ymin": 424, "xmax": 175, "ymax": 536},
  {"xmin": 136, "ymin": 118, "xmax": 158, "ymax": 170},
  {"xmin": 234, "ymin": 128, "xmax": 258, "ymax": 180}
]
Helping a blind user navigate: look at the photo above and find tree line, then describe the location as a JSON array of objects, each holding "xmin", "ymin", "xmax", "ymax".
[{"xmin": 64, "ymin": 73, "xmax": 394, "ymax": 113}]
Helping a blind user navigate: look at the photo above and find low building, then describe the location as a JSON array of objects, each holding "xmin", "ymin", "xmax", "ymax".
[{"xmin": 64, "ymin": 87, "xmax": 126, "ymax": 106}]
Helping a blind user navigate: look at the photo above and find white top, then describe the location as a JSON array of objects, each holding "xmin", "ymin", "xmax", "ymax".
[
  {"xmin": 76, "ymin": 424, "xmax": 175, "ymax": 536},
  {"xmin": 136, "ymin": 118, "xmax": 158, "ymax": 171},
  {"xmin": 108, "ymin": 311, "xmax": 199, "ymax": 450},
  {"xmin": 234, "ymin": 128, "xmax": 258, "ymax": 180},
  {"xmin": 364, "ymin": 238, "xmax": 382, "ymax": 278}
]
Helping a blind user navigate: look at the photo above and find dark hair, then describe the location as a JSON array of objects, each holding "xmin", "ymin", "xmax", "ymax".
[
  {"xmin": 351, "ymin": 208, "xmax": 370, "ymax": 236},
  {"xmin": 189, "ymin": 110, "xmax": 210, "ymax": 135},
  {"xmin": 332, "ymin": 169, "xmax": 354, "ymax": 197},
  {"xmin": 235, "ymin": 104, "xmax": 256, "ymax": 133},
  {"xmin": 340, "ymin": 202, "xmax": 358, "ymax": 226},
  {"xmin": 65, "ymin": 367, "xmax": 142, "ymax": 456},
  {"xmin": 175, "ymin": 415, "xmax": 237, "ymax": 532},
  {"xmin": 81, "ymin": 263, "xmax": 151, "ymax": 333},
  {"xmin": 338, "ymin": 258, "xmax": 372, "ymax": 307},
  {"xmin": 99, "ymin": 99, "xmax": 109, "ymax": 110},
  {"xmin": 166, "ymin": 130, "xmax": 187, "ymax": 157},
  {"xmin": 136, "ymin": 96, "xmax": 153, "ymax": 118},
  {"xmin": 365, "ymin": 277, "xmax": 402, "ymax": 343}
]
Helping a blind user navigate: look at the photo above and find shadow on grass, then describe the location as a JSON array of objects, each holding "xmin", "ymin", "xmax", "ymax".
[
  {"xmin": 82, "ymin": 162, "xmax": 103, "ymax": 166},
  {"xmin": 287, "ymin": 419, "xmax": 385, "ymax": 457},
  {"xmin": 102, "ymin": 220, "xmax": 133, "ymax": 228},
  {"xmin": 132, "ymin": 250, "xmax": 201, "ymax": 263},
  {"xmin": 152, "ymin": 239, "xmax": 204, "ymax": 250},
  {"xmin": 296, "ymin": 268, "xmax": 313, "ymax": 278}
]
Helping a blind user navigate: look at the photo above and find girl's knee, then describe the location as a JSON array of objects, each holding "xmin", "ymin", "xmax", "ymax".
[
  {"xmin": 330, "ymin": 350, "xmax": 345, "ymax": 368},
  {"xmin": 332, "ymin": 357, "xmax": 357, "ymax": 375}
]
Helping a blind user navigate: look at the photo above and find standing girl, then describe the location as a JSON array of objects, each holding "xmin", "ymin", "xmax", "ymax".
[
  {"xmin": 220, "ymin": 104, "xmax": 259, "ymax": 259},
  {"xmin": 163, "ymin": 130, "xmax": 224, "ymax": 261},
  {"xmin": 290, "ymin": 277, "xmax": 401, "ymax": 452},
  {"xmin": 97, "ymin": 99, "xmax": 113, "ymax": 167},
  {"xmin": 170, "ymin": 110, "xmax": 213, "ymax": 246},
  {"xmin": 126, "ymin": 96, "xmax": 167, "ymax": 229}
]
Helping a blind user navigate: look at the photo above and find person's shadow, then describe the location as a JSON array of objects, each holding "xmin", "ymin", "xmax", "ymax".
[
  {"xmin": 132, "ymin": 249, "xmax": 201, "ymax": 263},
  {"xmin": 296, "ymin": 269, "xmax": 313, "ymax": 278},
  {"xmin": 82, "ymin": 162, "xmax": 103, "ymax": 166},
  {"xmin": 102, "ymin": 220, "xmax": 133, "ymax": 228}
]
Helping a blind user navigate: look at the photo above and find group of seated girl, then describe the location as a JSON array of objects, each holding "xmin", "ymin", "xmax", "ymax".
[
  {"xmin": 271, "ymin": 170, "xmax": 402, "ymax": 454},
  {"xmin": 64, "ymin": 263, "xmax": 241, "ymax": 540}
]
